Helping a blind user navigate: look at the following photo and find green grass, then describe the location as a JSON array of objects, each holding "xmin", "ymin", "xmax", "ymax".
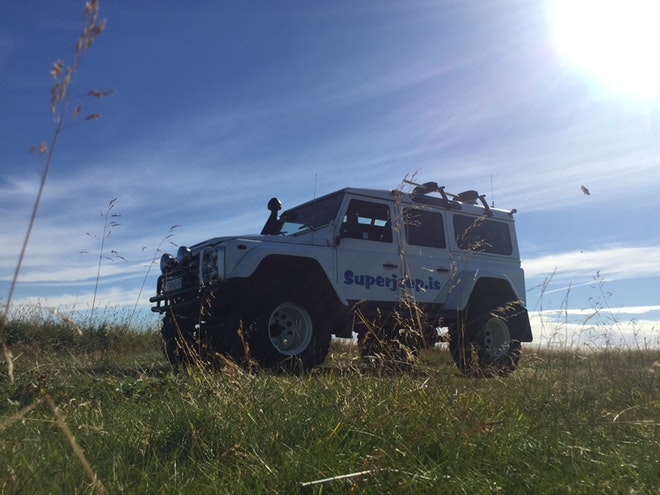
[
  {"xmin": 0, "ymin": 322, "xmax": 658, "ymax": 494},
  {"xmin": 5, "ymin": 3, "xmax": 655, "ymax": 492}
]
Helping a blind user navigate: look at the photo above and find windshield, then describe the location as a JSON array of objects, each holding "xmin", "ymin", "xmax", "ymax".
[{"xmin": 278, "ymin": 192, "xmax": 344, "ymax": 236}]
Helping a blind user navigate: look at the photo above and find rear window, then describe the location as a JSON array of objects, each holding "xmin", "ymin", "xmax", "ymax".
[
  {"xmin": 404, "ymin": 208, "xmax": 446, "ymax": 248},
  {"xmin": 453, "ymin": 215, "xmax": 512, "ymax": 255}
]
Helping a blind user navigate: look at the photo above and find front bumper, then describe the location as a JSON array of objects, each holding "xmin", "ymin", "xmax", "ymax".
[{"xmin": 150, "ymin": 274, "xmax": 204, "ymax": 313}]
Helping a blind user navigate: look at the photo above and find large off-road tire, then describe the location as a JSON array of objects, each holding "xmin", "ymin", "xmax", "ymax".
[
  {"xmin": 448, "ymin": 322, "xmax": 471, "ymax": 374},
  {"xmin": 243, "ymin": 292, "xmax": 332, "ymax": 371},
  {"xmin": 472, "ymin": 301, "xmax": 521, "ymax": 374},
  {"xmin": 160, "ymin": 315, "xmax": 197, "ymax": 367},
  {"xmin": 449, "ymin": 298, "xmax": 521, "ymax": 376}
]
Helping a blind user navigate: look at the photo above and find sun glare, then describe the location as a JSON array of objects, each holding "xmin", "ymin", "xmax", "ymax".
[{"xmin": 550, "ymin": 0, "xmax": 660, "ymax": 100}]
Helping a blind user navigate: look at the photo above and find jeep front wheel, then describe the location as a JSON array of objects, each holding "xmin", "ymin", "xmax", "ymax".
[
  {"xmin": 161, "ymin": 315, "xmax": 196, "ymax": 367},
  {"xmin": 244, "ymin": 293, "xmax": 331, "ymax": 371},
  {"xmin": 268, "ymin": 302, "xmax": 314, "ymax": 356}
]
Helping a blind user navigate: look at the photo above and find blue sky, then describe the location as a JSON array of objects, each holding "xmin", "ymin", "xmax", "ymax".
[{"xmin": 1, "ymin": 1, "xmax": 659, "ymax": 346}]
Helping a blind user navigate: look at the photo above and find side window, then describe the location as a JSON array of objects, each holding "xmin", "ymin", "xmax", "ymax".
[
  {"xmin": 340, "ymin": 199, "xmax": 392, "ymax": 242},
  {"xmin": 404, "ymin": 208, "xmax": 446, "ymax": 248},
  {"xmin": 453, "ymin": 215, "xmax": 512, "ymax": 255}
]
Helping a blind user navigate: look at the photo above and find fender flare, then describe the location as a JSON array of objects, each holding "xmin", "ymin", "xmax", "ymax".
[{"xmin": 444, "ymin": 272, "xmax": 533, "ymax": 342}]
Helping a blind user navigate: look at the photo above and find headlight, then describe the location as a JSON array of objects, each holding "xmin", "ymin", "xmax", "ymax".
[
  {"xmin": 176, "ymin": 245, "xmax": 192, "ymax": 266},
  {"xmin": 199, "ymin": 246, "xmax": 225, "ymax": 284},
  {"xmin": 160, "ymin": 253, "xmax": 178, "ymax": 274}
]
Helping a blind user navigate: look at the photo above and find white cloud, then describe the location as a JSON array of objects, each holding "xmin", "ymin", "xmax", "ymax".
[
  {"xmin": 522, "ymin": 245, "xmax": 660, "ymax": 282},
  {"xmin": 529, "ymin": 310, "xmax": 659, "ymax": 348},
  {"xmin": 539, "ymin": 305, "xmax": 660, "ymax": 316}
]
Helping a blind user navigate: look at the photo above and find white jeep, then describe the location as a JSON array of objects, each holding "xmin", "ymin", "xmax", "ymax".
[{"xmin": 151, "ymin": 180, "xmax": 532, "ymax": 374}]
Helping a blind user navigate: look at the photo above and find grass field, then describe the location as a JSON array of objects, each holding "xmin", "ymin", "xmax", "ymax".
[
  {"xmin": 0, "ymin": 319, "xmax": 657, "ymax": 494},
  {"xmin": 3, "ymin": 3, "xmax": 657, "ymax": 493}
]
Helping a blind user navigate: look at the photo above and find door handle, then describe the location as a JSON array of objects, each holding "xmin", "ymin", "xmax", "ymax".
[
  {"xmin": 382, "ymin": 263, "xmax": 398, "ymax": 269},
  {"xmin": 436, "ymin": 267, "xmax": 450, "ymax": 273}
]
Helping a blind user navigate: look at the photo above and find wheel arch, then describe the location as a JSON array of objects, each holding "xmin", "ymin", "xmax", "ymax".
[
  {"xmin": 247, "ymin": 255, "xmax": 349, "ymax": 333},
  {"xmin": 466, "ymin": 277, "xmax": 533, "ymax": 343},
  {"xmin": 468, "ymin": 277, "xmax": 518, "ymax": 305}
]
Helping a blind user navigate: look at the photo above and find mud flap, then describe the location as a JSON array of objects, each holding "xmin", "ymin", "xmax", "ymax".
[{"xmin": 506, "ymin": 302, "xmax": 533, "ymax": 342}]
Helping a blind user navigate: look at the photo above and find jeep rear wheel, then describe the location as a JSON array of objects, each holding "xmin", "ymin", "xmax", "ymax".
[
  {"xmin": 472, "ymin": 306, "xmax": 520, "ymax": 375},
  {"xmin": 244, "ymin": 292, "xmax": 331, "ymax": 371},
  {"xmin": 450, "ymin": 298, "xmax": 521, "ymax": 376},
  {"xmin": 448, "ymin": 323, "xmax": 471, "ymax": 374}
]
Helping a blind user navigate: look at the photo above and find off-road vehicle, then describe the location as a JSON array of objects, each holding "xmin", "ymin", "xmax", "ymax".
[{"xmin": 151, "ymin": 180, "xmax": 532, "ymax": 374}]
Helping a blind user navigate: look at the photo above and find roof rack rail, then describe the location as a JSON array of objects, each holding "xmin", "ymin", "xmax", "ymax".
[{"xmin": 403, "ymin": 180, "xmax": 492, "ymax": 215}]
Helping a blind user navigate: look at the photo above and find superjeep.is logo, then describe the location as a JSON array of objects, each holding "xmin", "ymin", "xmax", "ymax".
[{"xmin": 343, "ymin": 269, "xmax": 443, "ymax": 293}]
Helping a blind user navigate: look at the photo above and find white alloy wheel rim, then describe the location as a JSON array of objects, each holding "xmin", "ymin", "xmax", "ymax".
[
  {"xmin": 482, "ymin": 316, "xmax": 511, "ymax": 357},
  {"xmin": 267, "ymin": 303, "xmax": 313, "ymax": 355}
]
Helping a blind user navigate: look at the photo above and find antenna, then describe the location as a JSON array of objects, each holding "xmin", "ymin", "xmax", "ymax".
[
  {"xmin": 314, "ymin": 173, "xmax": 318, "ymax": 200},
  {"xmin": 490, "ymin": 175, "xmax": 495, "ymax": 207}
]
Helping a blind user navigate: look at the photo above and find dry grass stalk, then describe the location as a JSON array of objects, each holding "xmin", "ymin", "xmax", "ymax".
[
  {"xmin": 89, "ymin": 198, "xmax": 123, "ymax": 326},
  {"xmin": 0, "ymin": 314, "xmax": 14, "ymax": 385},
  {"xmin": 1, "ymin": 392, "xmax": 106, "ymax": 494},
  {"xmin": 0, "ymin": 397, "xmax": 43, "ymax": 432},
  {"xmin": 43, "ymin": 394, "xmax": 107, "ymax": 495},
  {"xmin": 300, "ymin": 468, "xmax": 434, "ymax": 487},
  {"xmin": 0, "ymin": 0, "xmax": 109, "ymax": 383}
]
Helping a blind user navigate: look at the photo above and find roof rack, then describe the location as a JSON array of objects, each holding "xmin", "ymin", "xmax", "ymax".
[{"xmin": 402, "ymin": 180, "xmax": 492, "ymax": 215}]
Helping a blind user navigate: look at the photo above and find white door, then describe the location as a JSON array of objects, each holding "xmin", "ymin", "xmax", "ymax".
[
  {"xmin": 335, "ymin": 197, "xmax": 402, "ymax": 304},
  {"xmin": 396, "ymin": 205, "xmax": 452, "ymax": 305}
]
